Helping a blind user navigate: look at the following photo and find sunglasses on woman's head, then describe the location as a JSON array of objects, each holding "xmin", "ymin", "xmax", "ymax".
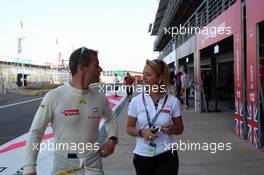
[{"xmin": 153, "ymin": 59, "xmax": 163, "ymax": 65}]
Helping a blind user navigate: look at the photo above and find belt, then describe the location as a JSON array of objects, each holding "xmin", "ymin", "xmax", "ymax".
[{"xmin": 68, "ymin": 153, "xmax": 78, "ymax": 159}]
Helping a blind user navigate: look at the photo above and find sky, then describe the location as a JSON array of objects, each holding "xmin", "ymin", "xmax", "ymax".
[{"xmin": 0, "ymin": 0, "xmax": 159, "ymax": 72}]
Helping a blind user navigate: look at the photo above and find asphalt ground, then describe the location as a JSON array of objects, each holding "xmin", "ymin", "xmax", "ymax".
[
  {"xmin": 103, "ymin": 101, "xmax": 264, "ymax": 175},
  {"xmin": 2, "ymin": 88, "xmax": 264, "ymax": 175},
  {"xmin": 0, "ymin": 93, "xmax": 43, "ymax": 145},
  {"xmin": 0, "ymin": 84, "xmax": 116, "ymax": 145}
]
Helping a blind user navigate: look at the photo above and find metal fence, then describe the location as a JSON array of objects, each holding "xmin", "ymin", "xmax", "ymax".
[{"xmin": 0, "ymin": 62, "xmax": 70, "ymax": 90}]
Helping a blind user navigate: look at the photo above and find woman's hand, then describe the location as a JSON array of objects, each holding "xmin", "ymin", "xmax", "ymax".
[
  {"xmin": 141, "ymin": 128, "xmax": 156, "ymax": 141},
  {"xmin": 161, "ymin": 123, "xmax": 175, "ymax": 135},
  {"xmin": 161, "ymin": 117, "xmax": 184, "ymax": 135}
]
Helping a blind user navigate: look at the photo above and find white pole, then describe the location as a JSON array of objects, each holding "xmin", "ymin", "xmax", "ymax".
[
  {"xmin": 22, "ymin": 55, "xmax": 24, "ymax": 87},
  {"xmin": 0, "ymin": 64, "xmax": 3, "ymax": 94},
  {"xmin": 19, "ymin": 15, "xmax": 25, "ymax": 87}
]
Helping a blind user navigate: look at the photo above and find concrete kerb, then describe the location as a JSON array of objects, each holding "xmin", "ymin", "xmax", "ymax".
[
  {"xmin": 112, "ymin": 94, "xmax": 127, "ymax": 117},
  {"xmin": 99, "ymin": 92, "xmax": 127, "ymax": 143},
  {"xmin": 5, "ymin": 82, "xmax": 107, "ymax": 96},
  {"xmin": 7, "ymin": 88, "xmax": 50, "ymax": 96}
]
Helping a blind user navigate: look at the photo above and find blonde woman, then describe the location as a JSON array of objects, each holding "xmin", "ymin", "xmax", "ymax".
[{"xmin": 127, "ymin": 59, "xmax": 184, "ymax": 175}]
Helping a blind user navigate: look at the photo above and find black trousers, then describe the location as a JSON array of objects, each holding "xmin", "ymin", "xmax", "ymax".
[
  {"xmin": 185, "ymin": 88, "xmax": 190, "ymax": 106},
  {"xmin": 114, "ymin": 84, "xmax": 119, "ymax": 91},
  {"xmin": 176, "ymin": 84, "xmax": 182, "ymax": 97},
  {"xmin": 133, "ymin": 151, "xmax": 179, "ymax": 175},
  {"xmin": 126, "ymin": 86, "xmax": 133, "ymax": 96}
]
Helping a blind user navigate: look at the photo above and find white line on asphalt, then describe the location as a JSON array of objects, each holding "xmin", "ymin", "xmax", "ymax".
[{"xmin": 0, "ymin": 97, "xmax": 43, "ymax": 109}]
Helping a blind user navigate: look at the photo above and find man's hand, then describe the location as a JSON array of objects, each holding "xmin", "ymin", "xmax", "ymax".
[{"xmin": 98, "ymin": 140, "xmax": 116, "ymax": 157}]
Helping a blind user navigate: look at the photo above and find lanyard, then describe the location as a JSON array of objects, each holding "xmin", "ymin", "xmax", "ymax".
[{"xmin": 142, "ymin": 93, "xmax": 168, "ymax": 128}]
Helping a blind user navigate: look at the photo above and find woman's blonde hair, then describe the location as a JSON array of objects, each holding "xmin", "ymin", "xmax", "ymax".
[{"xmin": 146, "ymin": 59, "xmax": 170, "ymax": 89}]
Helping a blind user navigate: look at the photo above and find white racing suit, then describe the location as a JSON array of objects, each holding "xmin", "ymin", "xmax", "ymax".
[
  {"xmin": 23, "ymin": 83, "xmax": 118, "ymax": 175},
  {"xmin": 53, "ymin": 151, "xmax": 103, "ymax": 175}
]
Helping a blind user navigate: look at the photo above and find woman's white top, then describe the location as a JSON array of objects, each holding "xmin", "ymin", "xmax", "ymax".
[{"xmin": 128, "ymin": 93, "xmax": 182, "ymax": 157}]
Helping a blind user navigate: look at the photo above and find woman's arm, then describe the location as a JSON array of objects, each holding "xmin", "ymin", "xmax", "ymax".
[{"xmin": 172, "ymin": 116, "xmax": 184, "ymax": 135}]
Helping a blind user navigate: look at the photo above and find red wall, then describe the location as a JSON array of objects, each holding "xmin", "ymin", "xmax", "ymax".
[
  {"xmin": 193, "ymin": 0, "xmax": 264, "ymax": 148},
  {"xmin": 196, "ymin": 1, "xmax": 241, "ymax": 50},
  {"xmin": 195, "ymin": 1, "xmax": 243, "ymax": 134}
]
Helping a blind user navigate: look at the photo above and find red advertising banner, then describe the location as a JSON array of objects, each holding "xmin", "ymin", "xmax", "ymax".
[
  {"xmin": 260, "ymin": 58, "xmax": 264, "ymax": 93},
  {"xmin": 246, "ymin": 0, "xmax": 264, "ymax": 148},
  {"xmin": 233, "ymin": 32, "xmax": 244, "ymax": 140}
]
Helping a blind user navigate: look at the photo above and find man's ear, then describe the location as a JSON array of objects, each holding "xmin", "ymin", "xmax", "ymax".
[{"xmin": 77, "ymin": 64, "xmax": 87, "ymax": 74}]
